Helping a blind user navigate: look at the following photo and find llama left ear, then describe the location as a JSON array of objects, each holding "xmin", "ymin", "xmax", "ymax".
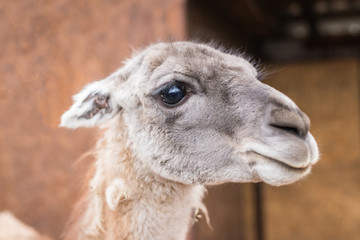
[{"xmin": 60, "ymin": 79, "xmax": 121, "ymax": 129}]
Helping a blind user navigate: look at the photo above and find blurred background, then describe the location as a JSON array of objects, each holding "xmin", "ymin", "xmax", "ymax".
[{"xmin": 0, "ymin": 0, "xmax": 359, "ymax": 240}]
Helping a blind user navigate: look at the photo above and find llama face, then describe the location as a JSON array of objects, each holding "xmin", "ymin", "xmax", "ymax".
[{"xmin": 61, "ymin": 42, "xmax": 319, "ymax": 186}]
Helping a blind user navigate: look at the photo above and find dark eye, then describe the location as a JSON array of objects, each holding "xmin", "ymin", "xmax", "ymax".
[{"xmin": 159, "ymin": 84, "xmax": 186, "ymax": 106}]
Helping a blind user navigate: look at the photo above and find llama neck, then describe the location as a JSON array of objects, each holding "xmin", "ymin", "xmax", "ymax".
[{"xmin": 72, "ymin": 123, "xmax": 206, "ymax": 240}]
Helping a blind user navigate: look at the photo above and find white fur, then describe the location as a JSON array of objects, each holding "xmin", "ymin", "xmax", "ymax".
[{"xmin": 105, "ymin": 178, "xmax": 129, "ymax": 211}]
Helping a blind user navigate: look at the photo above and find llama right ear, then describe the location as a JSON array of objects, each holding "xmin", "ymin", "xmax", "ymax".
[{"xmin": 60, "ymin": 79, "xmax": 122, "ymax": 129}]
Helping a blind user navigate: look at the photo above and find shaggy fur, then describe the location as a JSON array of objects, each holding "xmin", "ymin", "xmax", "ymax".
[{"xmin": 61, "ymin": 42, "xmax": 319, "ymax": 240}]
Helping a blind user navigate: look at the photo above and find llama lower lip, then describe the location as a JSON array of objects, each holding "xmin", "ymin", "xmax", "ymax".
[
  {"xmin": 275, "ymin": 160, "xmax": 310, "ymax": 172},
  {"xmin": 249, "ymin": 152, "xmax": 311, "ymax": 171}
]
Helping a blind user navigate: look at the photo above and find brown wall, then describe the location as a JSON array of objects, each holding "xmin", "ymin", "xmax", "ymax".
[
  {"xmin": 0, "ymin": 0, "xmax": 185, "ymax": 239},
  {"xmin": 192, "ymin": 183, "xmax": 257, "ymax": 240}
]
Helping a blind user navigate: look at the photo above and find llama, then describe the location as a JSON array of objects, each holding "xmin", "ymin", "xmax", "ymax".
[{"xmin": 60, "ymin": 42, "xmax": 319, "ymax": 240}]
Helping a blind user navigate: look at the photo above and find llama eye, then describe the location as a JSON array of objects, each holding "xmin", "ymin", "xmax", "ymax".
[{"xmin": 159, "ymin": 84, "xmax": 186, "ymax": 106}]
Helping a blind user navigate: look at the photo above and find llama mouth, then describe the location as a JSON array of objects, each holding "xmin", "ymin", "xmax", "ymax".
[
  {"xmin": 246, "ymin": 151, "xmax": 313, "ymax": 186},
  {"xmin": 248, "ymin": 151, "xmax": 311, "ymax": 172}
]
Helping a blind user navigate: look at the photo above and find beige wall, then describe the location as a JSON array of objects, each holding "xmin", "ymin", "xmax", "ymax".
[
  {"xmin": 0, "ymin": 0, "xmax": 185, "ymax": 239},
  {"xmin": 264, "ymin": 59, "xmax": 360, "ymax": 240}
]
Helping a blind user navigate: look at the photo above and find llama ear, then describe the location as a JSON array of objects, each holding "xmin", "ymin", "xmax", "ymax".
[{"xmin": 60, "ymin": 79, "xmax": 121, "ymax": 128}]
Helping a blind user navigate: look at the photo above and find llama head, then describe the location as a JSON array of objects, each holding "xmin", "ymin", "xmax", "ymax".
[{"xmin": 61, "ymin": 42, "xmax": 319, "ymax": 186}]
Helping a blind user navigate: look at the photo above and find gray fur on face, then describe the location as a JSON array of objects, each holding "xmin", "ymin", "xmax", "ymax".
[{"xmin": 61, "ymin": 42, "xmax": 319, "ymax": 186}]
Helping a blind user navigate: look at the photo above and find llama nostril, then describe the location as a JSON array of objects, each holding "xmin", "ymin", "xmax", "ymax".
[
  {"xmin": 269, "ymin": 107, "xmax": 309, "ymax": 139},
  {"xmin": 270, "ymin": 124, "xmax": 305, "ymax": 139}
]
